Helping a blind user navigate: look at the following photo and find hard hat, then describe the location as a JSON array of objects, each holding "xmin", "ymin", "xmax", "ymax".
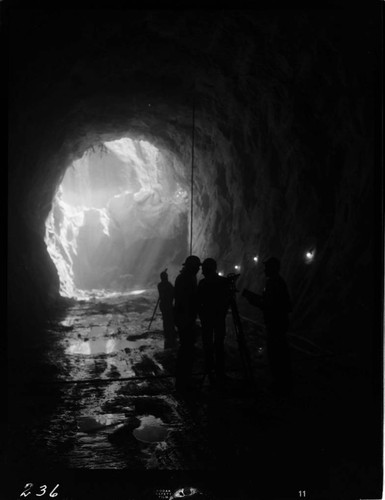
[
  {"xmin": 202, "ymin": 258, "xmax": 217, "ymax": 271},
  {"xmin": 182, "ymin": 255, "xmax": 201, "ymax": 268}
]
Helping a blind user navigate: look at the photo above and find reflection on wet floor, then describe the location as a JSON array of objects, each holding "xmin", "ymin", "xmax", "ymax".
[
  {"xmin": 48, "ymin": 291, "xmax": 166, "ymax": 383},
  {"xmin": 133, "ymin": 415, "xmax": 169, "ymax": 443},
  {"xmin": 17, "ymin": 289, "xmax": 220, "ymax": 470},
  {"xmin": 9, "ymin": 289, "xmax": 306, "ymax": 472},
  {"xmin": 66, "ymin": 336, "xmax": 151, "ymax": 356},
  {"xmin": 8, "ymin": 289, "xmax": 381, "ymax": 498},
  {"xmin": 77, "ymin": 413, "xmax": 127, "ymax": 433}
]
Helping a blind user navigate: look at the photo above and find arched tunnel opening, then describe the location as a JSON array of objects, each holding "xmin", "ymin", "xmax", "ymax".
[
  {"xmin": 6, "ymin": 6, "xmax": 382, "ymax": 499},
  {"xmin": 45, "ymin": 137, "xmax": 190, "ymax": 297}
]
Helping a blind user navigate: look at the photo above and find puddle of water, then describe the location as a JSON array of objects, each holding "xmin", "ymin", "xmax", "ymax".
[
  {"xmin": 77, "ymin": 413, "xmax": 126, "ymax": 433},
  {"xmin": 133, "ymin": 415, "xmax": 169, "ymax": 443},
  {"xmin": 171, "ymin": 487, "xmax": 202, "ymax": 498},
  {"xmin": 66, "ymin": 338, "xmax": 113, "ymax": 355},
  {"xmin": 90, "ymin": 325, "xmax": 107, "ymax": 336},
  {"xmin": 60, "ymin": 317, "xmax": 76, "ymax": 327},
  {"xmin": 65, "ymin": 337, "xmax": 150, "ymax": 355}
]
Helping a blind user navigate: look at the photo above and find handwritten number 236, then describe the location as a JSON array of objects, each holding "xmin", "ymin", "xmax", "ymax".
[{"xmin": 20, "ymin": 483, "xmax": 59, "ymax": 497}]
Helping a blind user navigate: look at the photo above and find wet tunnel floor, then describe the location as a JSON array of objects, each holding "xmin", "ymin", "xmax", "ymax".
[{"xmin": 7, "ymin": 291, "xmax": 382, "ymax": 498}]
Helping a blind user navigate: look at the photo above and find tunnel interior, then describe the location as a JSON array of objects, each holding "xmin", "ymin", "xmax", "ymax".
[
  {"xmin": 8, "ymin": 7, "xmax": 378, "ymax": 354},
  {"xmin": 6, "ymin": 5, "xmax": 381, "ymax": 498}
]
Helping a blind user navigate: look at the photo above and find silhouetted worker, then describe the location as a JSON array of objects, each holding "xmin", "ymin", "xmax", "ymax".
[
  {"xmin": 174, "ymin": 255, "xmax": 201, "ymax": 393},
  {"xmin": 242, "ymin": 257, "xmax": 292, "ymax": 395},
  {"xmin": 157, "ymin": 269, "xmax": 177, "ymax": 349},
  {"xmin": 197, "ymin": 258, "xmax": 231, "ymax": 384}
]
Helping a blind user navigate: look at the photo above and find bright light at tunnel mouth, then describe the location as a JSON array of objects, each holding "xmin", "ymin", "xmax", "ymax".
[{"xmin": 45, "ymin": 137, "xmax": 189, "ymax": 299}]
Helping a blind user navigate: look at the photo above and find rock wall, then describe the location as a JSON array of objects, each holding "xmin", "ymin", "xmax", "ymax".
[{"xmin": 8, "ymin": 8, "xmax": 379, "ymax": 359}]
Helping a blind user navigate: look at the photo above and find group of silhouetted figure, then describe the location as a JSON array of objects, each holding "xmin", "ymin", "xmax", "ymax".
[{"xmin": 157, "ymin": 255, "xmax": 292, "ymax": 397}]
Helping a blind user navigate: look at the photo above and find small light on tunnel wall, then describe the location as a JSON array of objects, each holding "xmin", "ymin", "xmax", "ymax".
[
  {"xmin": 234, "ymin": 265, "xmax": 241, "ymax": 271},
  {"xmin": 218, "ymin": 271, "xmax": 224, "ymax": 276},
  {"xmin": 305, "ymin": 249, "xmax": 316, "ymax": 264},
  {"xmin": 253, "ymin": 255, "xmax": 259, "ymax": 263}
]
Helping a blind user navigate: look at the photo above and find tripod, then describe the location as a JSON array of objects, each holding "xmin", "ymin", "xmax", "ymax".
[
  {"xmin": 200, "ymin": 274, "xmax": 255, "ymax": 388},
  {"xmin": 229, "ymin": 294, "xmax": 255, "ymax": 385},
  {"xmin": 228, "ymin": 275, "xmax": 255, "ymax": 386},
  {"xmin": 146, "ymin": 297, "xmax": 160, "ymax": 334}
]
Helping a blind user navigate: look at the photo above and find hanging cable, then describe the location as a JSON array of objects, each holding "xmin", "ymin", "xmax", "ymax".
[{"xmin": 190, "ymin": 84, "xmax": 196, "ymax": 256}]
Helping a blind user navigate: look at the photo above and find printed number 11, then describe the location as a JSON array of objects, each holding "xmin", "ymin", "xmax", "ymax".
[{"xmin": 299, "ymin": 491, "xmax": 306, "ymax": 497}]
